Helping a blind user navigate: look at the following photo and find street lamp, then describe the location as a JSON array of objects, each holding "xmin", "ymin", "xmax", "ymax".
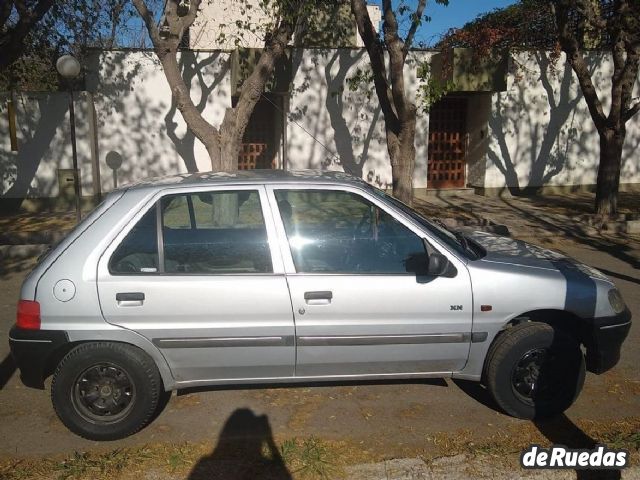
[{"xmin": 56, "ymin": 54, "xmax": 82, "ymax": 223}]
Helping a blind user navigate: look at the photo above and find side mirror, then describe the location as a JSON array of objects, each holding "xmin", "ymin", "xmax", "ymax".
[{"xmin": 428, "ymin": 252, "xmax": 451, "ymax": 276}]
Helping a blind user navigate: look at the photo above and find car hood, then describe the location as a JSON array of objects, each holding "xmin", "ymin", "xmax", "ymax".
[{"xmin": 466, "ymin": 231, "xmax": 610, "ymax": 281}]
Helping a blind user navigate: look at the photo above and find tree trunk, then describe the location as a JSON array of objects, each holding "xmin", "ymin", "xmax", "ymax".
[
  {"xmin": 158, "ymin": 51, "xmax": 222, "ymax": 170},
  {"xmin": 594, "ymin": 127, "xmax": 624, "ymax": 216},
  {"xmin": 389, "ymin": 109, "xmax": 417, "ymax": 205},
  {"xmin": 134, "ymin": 0, "xmax": 298, "ymax": 174}
]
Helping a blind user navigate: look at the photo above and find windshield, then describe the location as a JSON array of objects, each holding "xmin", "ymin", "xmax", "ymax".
[{"xmin": 369, "ymin": 187, "xmax": 479, "ymax": 259}]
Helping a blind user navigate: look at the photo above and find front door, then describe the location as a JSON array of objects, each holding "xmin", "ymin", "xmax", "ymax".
[
  {"xmin": 267, "ymin": 186, "xmax": 473, "ymax": 377},
  {"xmin": 427, "ymin": 96, "xmax": 468, "ymax": 188},
  {"xmin": 97, "ymin": 186, "xmax": 295, "ymax": 384}
]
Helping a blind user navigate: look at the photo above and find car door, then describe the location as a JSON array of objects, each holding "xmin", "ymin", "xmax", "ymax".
[
  {"xmin": 266, "ymin": 185, "xmax": 473, "ymax": 377},
  {"xmin": 97, "ymin": 186, "xmax": 295, "ymax": 384}
]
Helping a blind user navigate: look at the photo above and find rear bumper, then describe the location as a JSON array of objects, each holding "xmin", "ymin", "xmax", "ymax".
[
  {"xmin": 8, "ymin": 326, "xmax": 68, "ymax": 389},
  {"xmin": 583, "ymin": 309, "xmax": 632, "ymax": 374}
]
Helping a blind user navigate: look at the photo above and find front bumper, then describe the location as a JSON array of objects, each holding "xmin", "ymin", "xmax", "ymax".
[
  {"xmin": 583, "ymin": 308, "xmax": 632, "ymax": 374},
  {"xmin": 9, "ymin": 326, "xmax": 68, "ymax": 389}
]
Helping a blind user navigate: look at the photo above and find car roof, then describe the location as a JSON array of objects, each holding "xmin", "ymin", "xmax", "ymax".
[{"xmin": 118, "ymin": 169, "xmax": 372, "ymax": 192}]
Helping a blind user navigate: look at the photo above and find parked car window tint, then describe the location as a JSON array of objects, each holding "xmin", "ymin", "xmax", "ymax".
[
  {"xmin": 275, "ymin": 190, "xmax": 426, "ymax": 274},
  {"xmin": 161, "ymin": 191, "xmax": 272, "ymax": 274},
  {"xmin": 109, "ymin": 207, "xmax": 159, "ymax": 274}
]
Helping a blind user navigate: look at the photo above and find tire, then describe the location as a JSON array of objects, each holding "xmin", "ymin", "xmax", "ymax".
[
  {"xmin": 51, "ymin": 342, "xmax": 162, "ymax": 441},
  {"xmin": 484, "ymin": 322, "xmax": 585, "ymax": 420}
]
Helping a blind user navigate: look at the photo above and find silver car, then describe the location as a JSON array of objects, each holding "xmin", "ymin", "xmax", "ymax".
[{"xmin": 9, "ymin": 170, "xmax": 631, "ymax": 440}]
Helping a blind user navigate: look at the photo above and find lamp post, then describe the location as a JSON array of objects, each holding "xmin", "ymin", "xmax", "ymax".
[{"xmin": 56, "ymin": 54, "xmax": 82, "ymax": 223}]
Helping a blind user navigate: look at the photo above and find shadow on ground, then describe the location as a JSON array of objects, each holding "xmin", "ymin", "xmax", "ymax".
[
  {"xmin": 535, "ymin": 415, "xmax": 622, "ymax": 480},
  {"xmin": 188, "ymin": 408, "xmax": 291, "ymax": 480},
  {"xmin": 451, "ymin": 379, "xmax": 501, "ymax": 413},
  {"xmin": 0, "ymin": 354, "xmax": 16, "ymax": 390}
]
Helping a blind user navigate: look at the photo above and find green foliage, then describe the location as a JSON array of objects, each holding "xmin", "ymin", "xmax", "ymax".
[
  {"xmin": 213, "ymin": 0, "xmax": 354, "ymax": 48},
  {"xmin": 1, "ymin": 0, "xmax": 159, "ymax": 91},
  {"xmin": 346, "ymin": 66, "xmax": 374, "ymax": 100},
  {"xmin": 415, "ymin": 59, "xmax": 455, "ymax": 111},
  {"xmin": 438, "ymin": 0, "xmax": 557, "ymax": 51}
]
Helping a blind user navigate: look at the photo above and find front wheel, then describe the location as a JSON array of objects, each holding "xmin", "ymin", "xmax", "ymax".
[
  {"xmin": 484, "ymin": 322, "xmax": 585, "ymax": 419},
  {"xmin": 52, "ymin": 342, "xmax": 163, "ymax": 440}
]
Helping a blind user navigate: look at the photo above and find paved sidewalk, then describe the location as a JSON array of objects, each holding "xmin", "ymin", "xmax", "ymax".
[
  {"xmin": 0, "ymin": 190, "xmax": 638, "ymax": 245},
  {"xmin": 417, "ymin": 191, "xmax": 640, "ymax": 240}
]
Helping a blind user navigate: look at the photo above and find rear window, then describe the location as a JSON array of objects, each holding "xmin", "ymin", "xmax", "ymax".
[
  {"xmin": 109, "ymin": 190, "xmax": 272, "ymax": 275},
  {"xmin": 109, "ymin": 207, "xmax": 159, "ymax": 274}
]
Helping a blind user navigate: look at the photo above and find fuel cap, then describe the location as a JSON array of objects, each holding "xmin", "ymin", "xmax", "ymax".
[{"xmin": 53, "ymin": 279, "xmax": 76, "ymax": 302}]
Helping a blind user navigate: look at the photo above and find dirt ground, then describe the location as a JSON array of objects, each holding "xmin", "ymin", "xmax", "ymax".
[{"xmin": 0, "ymin": 234, "xmax": 638, "ymax": 479}]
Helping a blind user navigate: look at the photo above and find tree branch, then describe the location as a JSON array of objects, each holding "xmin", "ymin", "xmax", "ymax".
[
  {"xmin": 350, "ymin": 0, "xmax": 399, "ymax": 127},
  {"xmin": 403, "ymin": 0, "xmax": 426, "ymax": 57},
  {"xmin": 551, "ymin": 0, "xmax": 607, "ymax": 130},
  {"xmin": 624, "ymin": 100, "xmax": 640, "ymax": 122},
  {"xmin": 0, "ymin": 1, "xmax": 13, "ymax": 30},
  {"xmin": 133, "ymin": 0, "xmax": 219, "ymax": 155},
  {"xmin": 0, "ymin": 0, "xmax": 55, "ymax": 70},
  {"xmin": 382, "ymin": 0, "xmax": 409, "ymax": 122},
  {"xmin": 226, "ymin": 6, "xmax": 300, "ymax": 157},
  {"xmin": 131, "ymin": 0, "xmax": 161, "ymax": 46}
]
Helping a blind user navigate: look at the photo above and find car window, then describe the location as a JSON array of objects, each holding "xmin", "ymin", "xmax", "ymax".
[
  {"xmin": 275, "ymin": 189, "xmax": 426, "ymax": 274},
  {"xmin": 161, "ymin": 190, "xmax": 272, "ymax": 274},
  {"xmin": 109, "ymin": 206, "xmax": 159, "ymax": 274}
]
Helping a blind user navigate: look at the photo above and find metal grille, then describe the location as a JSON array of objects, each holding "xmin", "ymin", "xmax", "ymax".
[
  {"xmin": 237, "ymin": 99, "xmax": 277, "ymax": 170},
  {"xmin": 238, "ymin": 143, "xmax": 273, "ymax": 170},
  {"xmin": 427, "ymin": 97, "xmax": 468, "ymax": 189}
]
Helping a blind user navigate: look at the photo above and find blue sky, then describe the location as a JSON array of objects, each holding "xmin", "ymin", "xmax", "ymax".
[{"xmin": 371, "ymin": 0, "xmax": 519, "ymax": 47}]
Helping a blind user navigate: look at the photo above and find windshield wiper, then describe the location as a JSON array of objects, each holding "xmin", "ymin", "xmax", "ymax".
[
  {"xmin": 454, "ymin": 231, "xmax": 470, "ymax": 250},
  {"xmin": 433, "ymin": 219, "xmax": 469, "ymax": 250}
]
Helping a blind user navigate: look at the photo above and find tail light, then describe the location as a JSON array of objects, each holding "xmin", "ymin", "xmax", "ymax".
[{"xmin": 16, "ymin": 300, "xmax": 41, "ymax": 330}]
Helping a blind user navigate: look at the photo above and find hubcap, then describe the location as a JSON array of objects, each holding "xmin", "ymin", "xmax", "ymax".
[{"xmin": 72, "ymin": 363, "xmax": 135, "ymax": 423}]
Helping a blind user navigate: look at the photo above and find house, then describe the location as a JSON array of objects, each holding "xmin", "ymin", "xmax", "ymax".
[{"xmin": 0, "ymin": 4, "xmax": 638, "ymax": 212}]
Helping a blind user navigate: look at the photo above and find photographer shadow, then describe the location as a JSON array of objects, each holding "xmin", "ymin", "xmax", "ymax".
[
  {"xmin": 187, "ymin": 408, "xmax": 291, "ymax": 480},
  {"xmin": 534, "ymin": 414, "xmax": 621, "ymax": 480}
]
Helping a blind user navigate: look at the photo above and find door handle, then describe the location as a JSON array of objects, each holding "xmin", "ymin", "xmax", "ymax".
[
  {"xmin": 116, "ymin": 292, "xmax": 145, "ymax": 307},
  {"xmin": 304, "ymin": 291, "xmax": 332, "ymax": 305}
]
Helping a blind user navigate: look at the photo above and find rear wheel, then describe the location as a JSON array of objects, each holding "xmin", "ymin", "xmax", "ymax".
[
  {"xmin": 52, "ymin": 342, "xmax": 162, "ymax": 440},
  {"xmin": 484, "ymin": 322, "xmax": 585, "ymax": 419}
]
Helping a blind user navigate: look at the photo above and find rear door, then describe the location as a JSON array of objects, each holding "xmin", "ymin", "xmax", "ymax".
[
  {"xmin": 266, "ymin": 185, "xmax": 473, "ymax": 377},
  {"xmin": 97, "ymin": 186, "xmax": 295, "ymax": 384}
]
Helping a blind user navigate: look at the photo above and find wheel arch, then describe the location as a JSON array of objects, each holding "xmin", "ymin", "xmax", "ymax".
[
  {"xmin": 482, "ymin": 309, "xmax": 584, "ymax": 382},
  {"xmin": 54, "ymin": 332, "xmax": 175, "ymax": 391},
  {"xmin": 502, "ymin": 309, "xmax": 582, "ymax": 336}
]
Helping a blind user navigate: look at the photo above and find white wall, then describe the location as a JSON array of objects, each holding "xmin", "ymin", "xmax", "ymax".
[
  {"xmin": 0, "ymin": 91, "xmax": 94, "ymax": 198},
  {"xmin": 286, "ymin": 48, "xmax": 431, "ymax": 189},
  {"xmin": 89, "ymin": 50, "xmax": 232, "ymax": 192},
  {"xmin": 190, "ymin": 0, "xmax": 381, "ymax": 49},
  {"xmin": 190, "ymin": 0, "xmax": 272, "ymax": 49},
  {"xmin": 3, "ymin": 48, "xmax": 638, "ymax": 204},
  {"xmin": 481, "ymin": 51, "xmax": 640, "ymax": 190}
]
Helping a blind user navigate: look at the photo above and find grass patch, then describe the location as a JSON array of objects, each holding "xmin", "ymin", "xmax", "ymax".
[
  {"xmin": 1, "ymin": 417, "xmax": 638, "ymax": 480},
  {"xmin": 281, "ymin": 437, "xmax": 339, "ymax": 479},
  {"xmin": 421, "ymin": 417, "xmax": 640, "ymax": 465}
]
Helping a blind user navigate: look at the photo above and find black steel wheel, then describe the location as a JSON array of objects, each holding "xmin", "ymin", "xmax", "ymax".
[
  {"xmin": 72, "ymin": 363, "xmax": 136, "ymax": 423},
  {"xmin": 52, "ymin": 342, "xmax": 162, "ymax": 440},
  {"xmin": 484, "ymin": 322, "xmax": 585, "ymax": 419}
]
